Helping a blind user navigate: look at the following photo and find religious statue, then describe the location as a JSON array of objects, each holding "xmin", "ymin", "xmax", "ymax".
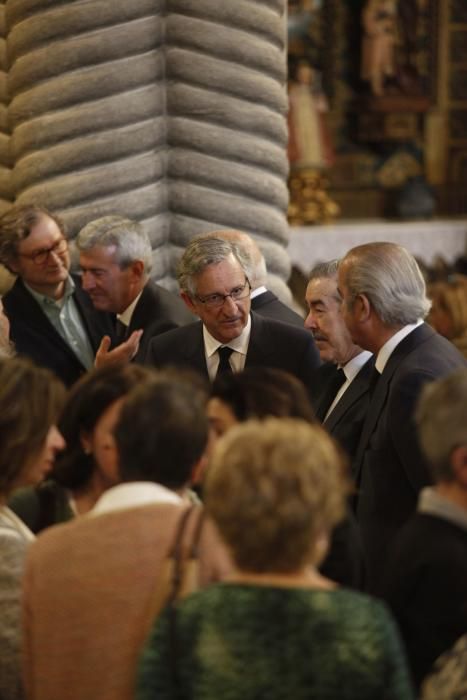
[
  {"xmin": 287, "ymin": 59, "xmax": 339, "ymax": 224},
  {"xmin": 287, "ymin": 60, "xmax": 334, "ymax": 170},
  {"xmin": 360, "ymin": 0, "xmax": 397, "ymax": 97}
]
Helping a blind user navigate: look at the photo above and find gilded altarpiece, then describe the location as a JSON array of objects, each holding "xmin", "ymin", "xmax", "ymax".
[{"xmin": 288, "ymin": 1, "xmax": 447, "ymax": 220}]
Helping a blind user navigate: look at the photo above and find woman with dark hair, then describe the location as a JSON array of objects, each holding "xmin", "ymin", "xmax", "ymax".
[
  {"xmin": 206, "ymin": 367, "xmax": 365, "ymax": 589},
  {"xmin": 0, "ymin": 357, "xmax": 65, "ymax": 700},
  {"xmin": 207, "ymin": 366, "xmax": 316, "ymax": 438},
  {"xmin": 9, "ymin": 363, "xmax": 151, "ymax": 533}
]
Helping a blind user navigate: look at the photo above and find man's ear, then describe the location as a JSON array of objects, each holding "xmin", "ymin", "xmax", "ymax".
[
  {"xmin": 354, "ymin": 293, "xmax": 371, "ymax": 322},
  {"xmin": 6, "ymin": 259, "xmax": 19, "ymax": 275},
  {"xmin": 451, "ymin": 445, "xmax": 467, "ymax": 487},
  {"xmin": 181, "ymin": 291, "xmax": 198, "ymax": 315},
  {"xmin": 129, "ymin": 260, "xmax": 145, "ymax": 281}
]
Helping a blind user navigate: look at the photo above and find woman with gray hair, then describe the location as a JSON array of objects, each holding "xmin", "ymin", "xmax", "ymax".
[{"xmin": 137, "ymin": 419, "xmax": 413, "ymax": 700}]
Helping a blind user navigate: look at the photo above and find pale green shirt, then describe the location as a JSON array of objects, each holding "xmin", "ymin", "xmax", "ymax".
[{"xmin": 25, "ymin": 276, "xmax": 95, "ymax": 369}]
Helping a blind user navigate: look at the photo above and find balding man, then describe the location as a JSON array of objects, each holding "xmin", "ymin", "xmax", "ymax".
[
  {"xmin": 338, "ymin": 242, "xmax": 466, "ymax": 591},
  {"xmin": 203, "ymin": 230, "xmax": 305, "ymax": 326}
]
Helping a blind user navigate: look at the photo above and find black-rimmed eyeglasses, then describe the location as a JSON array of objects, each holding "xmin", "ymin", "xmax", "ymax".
[
  {"xmin": 19, "ymin": 238, "xmax": 68, "ymax": 266},
  {"xmin": 194, "ymin": 279, "xmax": 251, "ymax": 309}
]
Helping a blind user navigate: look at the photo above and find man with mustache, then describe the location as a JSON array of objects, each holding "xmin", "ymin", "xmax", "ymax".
[
  {"xmin": 305, "ymin": 259, "xmax": 374, "ymax": 467},
  {"xmin": 145, "ymin": 235, "xmax": 320, "ymax": 391}
]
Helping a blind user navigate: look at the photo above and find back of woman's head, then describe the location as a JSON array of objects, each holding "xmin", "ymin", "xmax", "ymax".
[
  {"xmin": 52, "ymin": 364, "xmax": 153, "ymax": 490},
  {"xmin": 205, "ymin": 418, "xmax": 346, "ymax": 574},
  {"xmin": 429, "ymin": 275, "xmax": 467, "ymax": 339},
  {"xmin": 210, "ymin": 367, "xmax": 316, "ymax": 423},
  {"xmin": 0, "ymin": 357, "xmax": 65, "ymax": 494}
]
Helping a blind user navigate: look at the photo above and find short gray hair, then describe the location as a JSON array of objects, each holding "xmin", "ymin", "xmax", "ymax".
[
  {"xmin": 75, "ymin": 216, "xmax": 153, "ymax": 273},
  {"xmin": 308, "ymin": 260, "xmax": 340, "ymax": 302},
  {"xmin": 340, "ymin": 242, "xmax": 431, "ymax": 325},
  {"xmin": 416, "ymin": 369, "xmax": 467, "ymax": 482},
  {"xmin": 177, "ymin": 236, "xmax": 252, "ymax": 296}
]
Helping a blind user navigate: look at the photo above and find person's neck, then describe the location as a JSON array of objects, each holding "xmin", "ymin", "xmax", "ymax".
[
  {"xmin": 369, "ymin": 324, "xmax": 404, "ymax": 355},
  {"xmin": 435, "ymin": 482, "xmax": 467, "ymax": 512},
  {"xmin": 27, "ymin": 279, "xmax": 66, "ymax": 301},
  {"xmin": 71, "ymin": 471, "xmax": 113, "ymax": 515},
  {"xmin": 338, "ymin": 343, "xmax": 365, "ymax": 367},
  {"xmin": 227, "ymin": 566, "xmax": 336, "ymax": 590}
]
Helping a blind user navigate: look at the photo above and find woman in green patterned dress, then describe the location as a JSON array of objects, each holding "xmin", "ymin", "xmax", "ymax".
[{"xmin": 137, "ymin": 418, "xmax": 414, "ymax": 700}]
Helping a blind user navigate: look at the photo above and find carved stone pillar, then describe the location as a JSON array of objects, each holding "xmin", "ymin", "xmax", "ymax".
[{"xmin": 3, "ymin": 0, "xmax": 291, "ymax": 295}]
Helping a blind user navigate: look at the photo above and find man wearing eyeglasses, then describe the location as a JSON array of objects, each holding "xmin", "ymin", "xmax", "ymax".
[
  {"xmin": 0, "ymin": 204, "xmax": 141, "ymax": 386},
  {"xmin": 144, "ymin": 236, "xmax": 321, "ymax": 390}
]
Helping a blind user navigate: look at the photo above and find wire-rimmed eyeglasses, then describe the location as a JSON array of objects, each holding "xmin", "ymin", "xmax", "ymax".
[
  {"xmin": 194, "ymin": 279, "xmax": 251, "ymax": 309},
  {"xmin": 19, "ymin": 238, "xmax": 68, "ymax": 266}
]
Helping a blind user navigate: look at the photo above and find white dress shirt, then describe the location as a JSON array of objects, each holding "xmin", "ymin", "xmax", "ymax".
[
  {"xmin": 375, "ymin": 320, "xmax": 423, "ymax": 374},
  {"xmin": 204, "ymin": 315, "xmax": 252, "ymax": 381},
  {"xmin": 90, "ymin": 482, "xmax": 182, "ymax": 516},
  {"xmin": 325, "ymin": 350, "xmax": 373, "ymax": 420}
]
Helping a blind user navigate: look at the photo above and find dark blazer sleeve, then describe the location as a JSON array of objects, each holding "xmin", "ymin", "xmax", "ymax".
[{"xmin": 246, "ymin": 313, "xmax": 321, "ymax": 400}]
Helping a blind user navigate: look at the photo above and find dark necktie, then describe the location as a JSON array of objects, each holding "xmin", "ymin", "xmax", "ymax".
[
  {"xmin": 115, "ymin": 319, "xmax": 128, "ymax": 343},
  {"xmin": 217, "ymin": 346, "xmax": 233, "ymax": 376},
  {"xmin": 315, "ymin": 367, "xmax": 346, "ymax": 422}
]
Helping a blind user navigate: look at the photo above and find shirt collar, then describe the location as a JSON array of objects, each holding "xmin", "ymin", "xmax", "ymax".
[
  {"xmin": 118, "ymin": 291, "xmax": 143, "ymax": 327},
  {"xmin": 90, "ymin": 481, "xmax": 182, "ymax": 517},
  {"xmin": 24, "ymin": 275, "xmax": 74, "ymax": 307},
  {"xmin": 250, "ymin": 285, "xmax": 267, "ymax": 300},
  {"xmin": 375, "ymin": 320, "xmax": 423, "ymax": 374},
  {"xmin": 418, "ymin": 487, "xmax": 467, "ymax": 532},
  {"xmin": 203, "ymin": 314, "xmax": 252, "ymax": 358},
  {"xmin": 342, "ymin": 350, "xmax": 373, "ymax": 382}
]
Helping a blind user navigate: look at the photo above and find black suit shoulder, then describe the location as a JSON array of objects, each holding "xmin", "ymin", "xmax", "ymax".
[
  {"xmin": 144, "ymin": 313, "xmax": 321, "ymax": 390},
  {"xmin": 382, "ymin": 513, "xmax": 467, "ymax": 687},
  {"xmin": 251, "ymin": 290, "xmax": 305, "ymax": 327},
  {"xmin": 246, "ymin": 313, "xmax": 321, "ymax": 392},
  {"xmin": 130, "ymin": 281, "xmax": 194, "ymax": 361}
]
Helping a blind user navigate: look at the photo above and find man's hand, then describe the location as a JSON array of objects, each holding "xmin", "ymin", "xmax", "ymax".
[{"xmin": 94, "ymin": 330, "xmax": 143, "ymax": 368}]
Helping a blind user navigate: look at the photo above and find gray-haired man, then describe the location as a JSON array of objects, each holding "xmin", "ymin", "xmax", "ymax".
[
  {"xmin": 144, "ymin": 235, "xmax": 321, "ymax": 390},
  {"xmin": 76, "ymin": 216, "xmax": 193, "ymax": 361},
  {"xmin": 338, "ymin": 241, "xmax": 466, "ymax": 591}
]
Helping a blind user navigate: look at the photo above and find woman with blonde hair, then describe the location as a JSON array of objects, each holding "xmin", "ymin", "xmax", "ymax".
[
  {"xmin": 0, "ymin": 357, "xmax": 65, "ymax": 700},
  {"xmin": 428, "ymin": 275, "xmax": 467, "ymax": 358},
  {"xmin": 137, "ymin": 419, "xmax": 413, "ymax": 700}
]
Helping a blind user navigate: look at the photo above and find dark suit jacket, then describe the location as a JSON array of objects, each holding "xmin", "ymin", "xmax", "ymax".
[
  {"xmin": 313, "ymin": 357, "xmax": 375, "ymax": 468},
  {"xmin": 129, "ymin": 280, "xmax": 194, "ymax": 362},
  {"xmin": 3, "ymin": 275, "xmax": 115, "ymax": 386},
  {"xmin": 251, "ymin": 290, "xmax": 305, "ymax": 327},
  {"xmin": 144, "ymin": 311, "xmax": 321, "ymax": 394},
  {"xmin": 382, "ymin": 512, "xmax": 467, "ymax": 689},
  {"xmin": 353, "ymin": 323, "xmax": 466, "ymax": 591}
]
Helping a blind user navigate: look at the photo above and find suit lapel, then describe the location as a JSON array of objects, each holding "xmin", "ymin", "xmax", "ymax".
[
  {"xmin": 354, "ymin": 324, "xmax": 436, "ymax": 482},
  {"xmin": 126, "ymin": 285, "xmax": 149, "ymax": 336},
  {"xmin": 244, "ymin": 312, "xmax": 274, "ymax": 366},
  {"xmin": 182, "ymin": 322, "xmax": 209, "ymax": 377},
  {"xmin": 11, "ymin": 279, "xmax": 86, "ymax": 364},
  {"xmin": 325, "ymin": 358, "xmax": 374, "ymax": 431}
]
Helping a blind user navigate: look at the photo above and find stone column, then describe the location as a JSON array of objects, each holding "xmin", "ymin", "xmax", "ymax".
[{"xmin": 4, "ymin": 0, "xmax": 290, "ymax": 294}]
